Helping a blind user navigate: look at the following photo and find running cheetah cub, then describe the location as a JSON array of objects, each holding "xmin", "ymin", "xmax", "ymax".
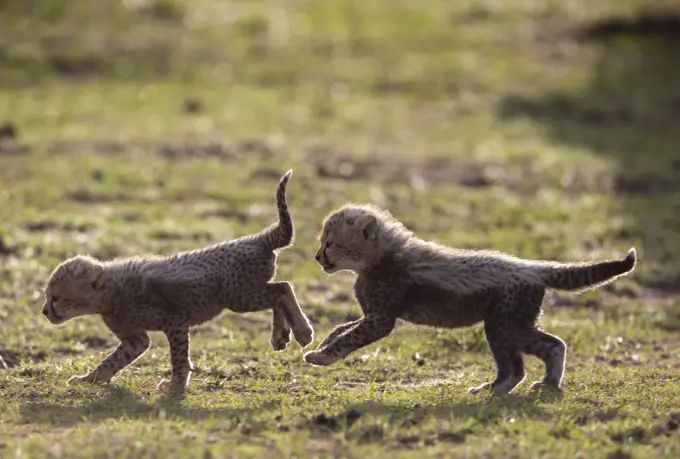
[
  {"xmin": 305, "ymin": 204, "xmax": 637, "ymax": 396},
  {"xmin": 41, "ymin": 170, "xmax": 313, "ymax": 396}
]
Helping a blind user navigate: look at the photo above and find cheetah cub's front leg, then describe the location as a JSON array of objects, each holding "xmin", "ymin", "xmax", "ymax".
[
  {"xmin": 155, "ymin": 326, "xmax": 193, "ymax": 396},
  {"xmin": 68, "ymin": 333, "xmax": 151, "ymax": 386},
  {"xmin": 304, "ymin": 314, "xmax": 396, "ymax": 366},
  {"xmin": 314, "ymin": 319, "xmax": 362, "ymax": 350}
]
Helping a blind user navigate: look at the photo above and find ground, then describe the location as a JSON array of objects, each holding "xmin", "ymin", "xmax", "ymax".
[{"xmin": 0, "ymin": 0, "xmax": 679, "ymax": 458}]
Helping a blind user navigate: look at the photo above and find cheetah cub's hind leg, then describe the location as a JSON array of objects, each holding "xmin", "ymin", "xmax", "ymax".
[
  {"xmin": 468, "ymin": 351, "xmax": 526, "ymax": 396},
  {"xmin": 244, "ymin": 281, "xmax": 313, "ymax": 348},
  {"xmin": 468, "ymin": 321, "xmax": 526, "ymax": 396},
  {"xmin": 521, "ymin": 329, "xmax": 566, "ymax": 392},
  {"xmin": 156, "ymin": 323, "xmax": 193, "ymax": 397},
  {"xmin": 272, "ymin": 281, "xmax": 313, "ymax": 347}
]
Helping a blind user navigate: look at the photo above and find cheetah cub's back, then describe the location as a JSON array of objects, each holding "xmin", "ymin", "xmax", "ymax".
[{"xmin": 41, "ymin": 170, "xmax": 313, "ymax": 396}]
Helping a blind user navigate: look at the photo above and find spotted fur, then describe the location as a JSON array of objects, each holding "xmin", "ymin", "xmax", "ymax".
[
  {"xmin": 305, "ymin": 203, "xmax": 637, "ymax": 395},
  {"xmin": 41, "ymin": 170, "xmax": 313, "ymax": 396}
]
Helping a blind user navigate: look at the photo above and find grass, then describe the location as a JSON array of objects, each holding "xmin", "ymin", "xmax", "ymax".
[{"xmin": 1, "ymin": 0, "xmax": 680, "ymax": 457}]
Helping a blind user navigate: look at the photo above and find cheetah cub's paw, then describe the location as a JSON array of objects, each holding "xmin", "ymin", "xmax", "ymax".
[
  {"xmin": 468, "ymin": 381, "xmax": 519, "ymax": 396},
  {"xmin": 529, "ymin": 380, "xmax": 562, "ymax": 393},
  {"xmin": 467, "ymin": 382, "xmax": 492, "ymax": 395},
  {"xmin": 156, "ymin": 379, "xmax": 186, "ymax": 397},
  {"xmin": 293, "ymin": 323, "xmax": 314, "ymax": 348},
  {"xmin": 270, "ymin": 326, "xmax": 292, "ymax": 352},
  {"xmin": 303, "ymin": 350, "xmax": 339, "ymax": 366}
]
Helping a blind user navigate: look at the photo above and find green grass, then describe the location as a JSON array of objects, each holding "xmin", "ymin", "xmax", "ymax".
[{"xmin": 1, "ymin": 0, "xmax": 680, "ymax": 457}]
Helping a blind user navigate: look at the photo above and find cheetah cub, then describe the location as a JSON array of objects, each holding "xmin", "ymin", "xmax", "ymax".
[
  {"xmin": 41, "ymin": 170, "xmax": 313, "ymax": 396},
  {"xmin": 304, "ymin": 204, "xmax": 637, "ymax": 396}
]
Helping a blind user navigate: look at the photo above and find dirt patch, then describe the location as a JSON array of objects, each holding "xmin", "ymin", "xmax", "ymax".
[
  {"xmin": 49, "ymin": 55, "xmax": 102, "ymax": 79},
  {"xmin": 574, "ymin": 408, "xmax": 619, "ymax": 425},
  {"xmin": 311, "ymin": 151, "xmax": 521, "ymax": 190},
  {"xmin": 307, "ymin": 409, "xmax": 362, "ymax": 433},
  {"xmin": 533, "ymin": 11, "xmax": 680, "ymax": 65},
  {"xmin": 47, "ymin": 138, "xmax": 274, "ymax": 162},
  {"xmin": 641, "ymin": 278, "xmax": 680, "ymax": 295},
  {"xmin": 529, "ymin": 13, "xmax": 585, "ymax": 65},
  {"xmin": 0, "ymin": 236, "xmax": 18, "ymax": 257},
  {"xmin": 157, "ymin": 139, "xmax": 274, "ymax": 161},
  {"xmin": 608, "ymin": 425, "xmax": 651, "ymax": 445},
  {"xmin": 499, "ymin": 93, "xmax": 635, "ymax": 128},
  {"xmin": 612, "ymin": 172, "xmax": 678, "ymax": 196},
  {"xmin": 182, "ymin": 98, "xmax": 203, "ymax": 115},
  {"xmin": 435, "ymin": 430, "xmax": 468, "ymax": 444},
  {"xmin": 53, "ymin": 346, "xmax": 82, "ymax": 356},
  {"xmin": 81, "ymin": 336, "xmax": 113, "ymax": 349},
  {"xmin": 310, "ymin": 413, "xmax": 340, "ymax": 431},
  {"xmin": 0, "ymin": 347, "xmax": 47, "ymax": 370},
  {"xmin": 606, "ymin": 450, "xmax": 632, "ymax": 459},
  {"xmin": 355, "ymin": 425, "xmax": 384, "ymax": 444},
  {"xmin": 199, "ymin": 209, "xmax": 250, "ymax": 223},
  {"xmin": 67, "ymin": 188, "xmax": 129, "ymax": 203},
  {"xmin": 306, "ymin": 283, "xmax": 332, "ymax": 293},
  {"xmin": 48, "ymin": 140, "xmax": 126, "ymax": 155},
  {"xmin": 575, "ymin": 13, "xmax": 680, "ymax": 43},
  {"xmin": 24, "ymin": 221, "xmax": 96, "ymax": 233},
  {"xmin": 119, "ymin": 212, "xmax": 144, "ymax": 222},
  {"xmin": 398, "ymin": 430, "xmax": 469, "ymax": 447},
  {"xmin": 0, "ymin": 122, "xmax": 28, "ymax": 155},
  {"xmin": 0, "ymin": 122, "xmax": 16, "ymax": 140},
  {"xmin": 0, "ymin": 349, "xmax": 19, "ymax": 369},
  {"xmin": 249, "ymin": 168, "xmax": 289, "ymax": 180},
  {"xmin": 156, "ymin": 142, "xmax": 235, "ymax": 161},
  {"xmin": 665, "ymin": 412, "xmax": 680, "ymax": 432},
  {"xmin": 148, "ymin": 228, "xmax": 213, "ymax": 242},
  {"xmin": 643, "ymin": 412, "xmax": 680, "ymax": 440}
]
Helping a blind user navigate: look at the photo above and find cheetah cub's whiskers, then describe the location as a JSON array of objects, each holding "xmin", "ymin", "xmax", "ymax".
[
  {"xmin": 41, "ymin": 170, "xmax": 313, "ymax": 396},
  {"xmin": 306, "ymin": 203, "xmax": 637, "ymax": 396}
]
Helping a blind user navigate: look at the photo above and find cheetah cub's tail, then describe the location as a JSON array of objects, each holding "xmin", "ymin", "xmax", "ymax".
[
  {"xmin": 260, "ymin": 169, "xmax": 294, "ymax": 251},
  {"xmin": 541, "ymin": 248, "xmax": 637, "ymax": 293}
]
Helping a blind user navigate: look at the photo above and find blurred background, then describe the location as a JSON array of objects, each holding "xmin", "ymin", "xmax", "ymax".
[{"xmin": 1, "ymin": 0, "xmax": 680, "ymax": 326}]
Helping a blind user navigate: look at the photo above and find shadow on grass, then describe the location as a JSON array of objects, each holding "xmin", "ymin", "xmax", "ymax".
[
  {"xmin": 19, "ymin": 385, "xmax": 280, "ymax": 428},
  {"xmin": 351, "ymin": 390, "xmax": 561, "ymax": 419},
  {"xmin": 297, "ymin": 390, "xmax": 579, "ymax": 445},
  {"xmin": 305, "ymin": 390, "xmax": 564, "ymax": 433},
  {"xmin": 498, "ymin": 11, "xmax": 680, "ymax": 290}
]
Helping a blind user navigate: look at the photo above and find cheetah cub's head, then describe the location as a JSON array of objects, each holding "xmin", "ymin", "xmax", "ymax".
[
  {"xmin": 315, "ymin": 204, "xmax": 409, "ymax": 275},
  {"xmin": 42, "ymin": 255, "xmax": 105, "ymax": 325}
]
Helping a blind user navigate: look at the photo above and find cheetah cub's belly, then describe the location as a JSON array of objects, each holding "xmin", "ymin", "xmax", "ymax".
[{"xmin": 399, "ymin": 283, "xmax": 487, "ymax": 328}]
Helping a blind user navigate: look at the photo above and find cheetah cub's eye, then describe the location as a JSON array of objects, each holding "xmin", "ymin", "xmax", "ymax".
[
  {"xmin": 52, "ymin": 296, "xmax": 60, "ymax": 302},
  {"xmin": 326, "ymin": 241, "xmax": 333, "ymax": 247}
]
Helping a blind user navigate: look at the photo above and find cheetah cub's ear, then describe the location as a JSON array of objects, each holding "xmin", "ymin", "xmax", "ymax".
[
  {"xmin": 67, "ymin": 255, "xmax": 104, "ymax": 289},
  {"xmin": 357, "ymin": 213, "xmax": 378, "ymax": 240}
]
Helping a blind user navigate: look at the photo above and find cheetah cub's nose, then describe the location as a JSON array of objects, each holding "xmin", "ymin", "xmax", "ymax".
[{"xmin": 315, "ymin": 254, "xmax": 321, "ymax": 261}]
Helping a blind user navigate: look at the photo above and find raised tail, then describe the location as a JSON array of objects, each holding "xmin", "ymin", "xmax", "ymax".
[
  {"xmin": 541, "ymin": 248, "xmax": 637, "ymax": 292},
  {"xmin": 260, "ymin": 169, "xmax": 294, "ymax": 250}
]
